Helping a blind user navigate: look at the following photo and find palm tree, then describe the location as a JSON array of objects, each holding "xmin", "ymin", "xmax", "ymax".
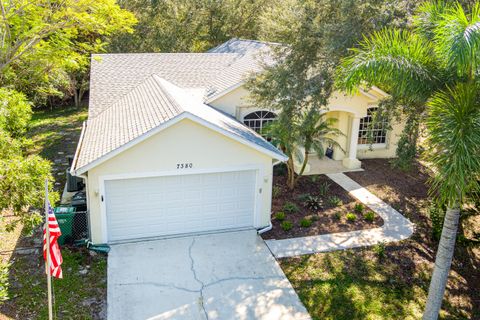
[
  {"xmin": 336, "ymin": 2, "xmax": 480, "ymax": 319},
  {"xmin": 265, "ymin": 108, "xmax": 343, "ymax": 189},
  {"xmin": 296, "ymin": 109, "xmax": 344, "ymax": 179}
]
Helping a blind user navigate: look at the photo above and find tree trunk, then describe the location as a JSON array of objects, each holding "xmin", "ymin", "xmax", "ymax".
[
  {"xmin": 295, "ymin": 150, "xmax": 309, "ymax": 183},
  {"xmin": 286, "ymin": 157, "xmax": 296, "ymax": 190},
  {"xmin": 423, "ymin": 207, "xmax": 460, "ymax": 320},
  {"xmin": 73, "ymin": 88, "xmax": 80, "ymax": 108}
]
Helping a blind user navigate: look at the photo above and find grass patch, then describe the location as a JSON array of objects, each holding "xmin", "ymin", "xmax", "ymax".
[
  {"xmin": 26, "ymin": 106, "xmax": 87, "ymax": 192},
  {"xmin": 3, "ymin": 247, "xmax": 107, "ymax": 319},
  {"xmin": 280, "ymin": 250, "xmax": 426, "ymax": 320},
  {"xmin": 0, "ymin": 107, "xmax": 107, "ymax": 319}
]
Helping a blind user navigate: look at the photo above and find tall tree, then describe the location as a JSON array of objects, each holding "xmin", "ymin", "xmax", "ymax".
[
  {"xmin": 337, "ymin": 2, "xmax": 480, "ymax": 318},
  {"xmin": 247, "ymin": 0, "xmax": 416, "ymax": 187},
  {"xmin": 0, "ymin": 0, "xmax": 136, "ymax": 105},
  {"xmin": 110, "ymin": 0, "xmax": 269, "ymax": 53}
]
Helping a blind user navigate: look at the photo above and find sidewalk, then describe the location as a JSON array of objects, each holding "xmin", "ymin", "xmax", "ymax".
[{"xmin": 265, "ymin": 173, "xmax": 414, "ymax": 258}]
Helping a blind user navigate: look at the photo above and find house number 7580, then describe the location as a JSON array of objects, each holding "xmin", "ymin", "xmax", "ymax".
[{"xmin": 177, "ymin": 163, "xmax": 193, "ymax": 169}]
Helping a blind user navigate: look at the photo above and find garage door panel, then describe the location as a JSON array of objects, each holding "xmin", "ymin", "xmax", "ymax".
[{"xmin": 105, "ymin": 170, "xmax": 257, "ymax": 242}]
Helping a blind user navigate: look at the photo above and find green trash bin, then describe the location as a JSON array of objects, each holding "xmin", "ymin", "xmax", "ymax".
[{"xmin": 54, "ymin": 206, "xmax": 76, "ymax": 245}]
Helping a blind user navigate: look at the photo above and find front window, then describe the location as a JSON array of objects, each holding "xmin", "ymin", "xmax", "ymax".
[
  {"xmin": 358, "ymin": 107, "xmax": 388, "ymax": 144},
  {"xmin": 243, "ymin": 111, "xmax": 277, "ymax": 137}
]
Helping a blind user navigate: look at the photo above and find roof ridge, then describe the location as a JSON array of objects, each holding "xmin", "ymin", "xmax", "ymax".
[
  {"xmin": 150, "ymin": 76, "xmax": 184, "ymax": 115},
  {"xmin": 89, "ymin": 75, "xmax": 159, "ymax": 120}
]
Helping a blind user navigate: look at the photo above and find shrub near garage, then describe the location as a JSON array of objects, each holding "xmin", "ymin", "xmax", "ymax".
[
  {"xmin": 281, "ymin": 221, "xmax": 293, "ymax": 231},
  {"xmin": 346, "ymin": 212, "xmax": 357, "ymax": 221},
  {"xmin": 363, "ymin": 211, "xmax": 375, "ymax": 222},
  {"xmin": 275, "ymin": 211, "xmax": 286, "ymax": 221},
  {"xmin": 354, "ymin": 203, "xmax": 364, "ymax": 214},
  {"xmin": 300, "ymin": 218, "xmax": 313, "ymax": 228},
  {"xmin": 283, "ymin": 202, "xmax": 300, "ymax": 214}
]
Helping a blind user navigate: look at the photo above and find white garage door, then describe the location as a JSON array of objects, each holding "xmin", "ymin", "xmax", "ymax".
[{"xmin": 104, "ymin": 170, "xmax": 257, "ymax": 242}]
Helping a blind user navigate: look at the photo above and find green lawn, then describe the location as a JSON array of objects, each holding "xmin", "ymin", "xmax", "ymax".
[
  {"xmin": 281, "ymin": 249, "xmax": 428, "ymax": 320},
  {"xmin": 1, "ymin": 106, "xmax": 107, "ymax": 320},
  {"xmin": 278, "ymin": 160, "xmax": 479, "ymax": 320},
  {"xmin": 27, "ymin": 106, "xmax": 88, "ymax": 192}
]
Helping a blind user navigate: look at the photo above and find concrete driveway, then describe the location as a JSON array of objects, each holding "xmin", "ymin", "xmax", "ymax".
[{"xmin": 107, "ymin": 230, "xmax": 311, "ymax": 320}]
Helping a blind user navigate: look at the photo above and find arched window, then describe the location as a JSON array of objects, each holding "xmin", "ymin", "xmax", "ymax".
[{"xmin": 243, "ymin": 111, "xmax": 277, "ymax": 136}]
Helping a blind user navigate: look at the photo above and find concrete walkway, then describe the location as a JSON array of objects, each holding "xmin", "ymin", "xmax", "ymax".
[{"xmin": 265, "ymin": 173, "xmax": 414, "ymax": 258}]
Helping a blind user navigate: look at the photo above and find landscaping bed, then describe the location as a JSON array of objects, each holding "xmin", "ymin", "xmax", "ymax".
[
  {"xmin": 280, "ymin": 159, "xmax": 480, "ymax": 320},
  {"xmin": 262, "ymin": 172, "xmax": 383, "ymax": 240}
]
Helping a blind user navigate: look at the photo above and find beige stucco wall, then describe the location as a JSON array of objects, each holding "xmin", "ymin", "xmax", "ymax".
[
  {"xmin": 209, "ymin": 86, "xmax": 405, "ymax": 161},
  {"xmin": 86, "ymin": 118, "xmax": 274, "ymax": 244}
]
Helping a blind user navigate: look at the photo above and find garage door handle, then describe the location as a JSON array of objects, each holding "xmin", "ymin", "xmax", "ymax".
[{"xmin": 101, "ymin": 195, "xmax": 104, "ymax": 202}]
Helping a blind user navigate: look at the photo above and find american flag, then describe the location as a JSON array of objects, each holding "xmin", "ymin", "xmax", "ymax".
[{"xmin": 43, "ymin": 201, "xmax": 63, "ymax": 279}]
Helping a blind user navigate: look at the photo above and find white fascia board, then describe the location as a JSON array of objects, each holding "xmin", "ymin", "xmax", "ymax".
[
  {"xmin": 73, "ymin": 112, "xmax": 287, "ymax": 175},
  {"xmin": 73, "ymin": 113, "xmax": 190, "ymax": 176},
  {"xmin": 204, "ymin": 81, "xmax": 245, "ymax": 104},
  {"xmin": 185, "ymin": 112, "xmax": 288, "ymax": 162},
  {"xmin": 70, "ymin": 121, "xmax": 87, "ymax": 176}
]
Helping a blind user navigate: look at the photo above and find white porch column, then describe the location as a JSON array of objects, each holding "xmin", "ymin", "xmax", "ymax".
[{"xmin": 342, "ymin": 116, "xmax": 362, "ymax": 169}]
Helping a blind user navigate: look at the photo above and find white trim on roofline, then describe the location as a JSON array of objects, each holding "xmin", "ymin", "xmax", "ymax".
[
  {"xmin": 206, "ymin": 78, "xmax": 390, "ymax": 105},
  {"xmin": 70, "ymin": 121, "xmax": 86, "ymax": 176},
  {"xmin": 205, "ymin": 80, "xmax": 246, "ymax": 104},
  {"xmin": 72, "ymin": 112, "xmax": 287, "ymax": 176}
]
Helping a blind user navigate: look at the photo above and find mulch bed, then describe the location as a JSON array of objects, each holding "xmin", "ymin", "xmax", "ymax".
[{"xmin": 262, "ymin": 170, "xmax": 383, "ymax": 240}]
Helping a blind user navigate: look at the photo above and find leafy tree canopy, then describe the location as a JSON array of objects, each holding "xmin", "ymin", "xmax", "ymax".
[
  {"xmin": 0, "ymin": 0, "xmax": 137, "ymax": 105},
  {"xmin": 110, "ymin": 0, "xmax": 271, "ymax": 53}
]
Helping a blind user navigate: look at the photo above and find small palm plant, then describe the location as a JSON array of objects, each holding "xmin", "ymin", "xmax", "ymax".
[
  {"xmin": 337, "ymin": 2, "xmax": 480, "ymax": 318},
  {"xmin": 296, "ymin": 109, "xmax": 344, "ymax": 179},
  {"xmin": 265, "ymin": 108, "xmax": 343, "ymax": 189}
]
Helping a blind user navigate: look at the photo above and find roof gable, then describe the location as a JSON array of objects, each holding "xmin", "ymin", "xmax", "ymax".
[{"xmin": 72, "ymin": 76, "xmax": 287, "ymax": 174}]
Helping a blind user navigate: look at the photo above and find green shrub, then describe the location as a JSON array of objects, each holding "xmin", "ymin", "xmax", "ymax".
[
  {"xmin": 296, "ymin": 193, "xmax": 311, "ymax": 202},
  {"xmin": 334, "ymin": 212, "xmax": 342, "ymax": 220},
  {"xmin": 0, "ymin": 261, "xmax": 9, "ymax": 302},
  {"xmin": 310, "ymin": 175, "xmax": 319, "ymax": 183},
  {"xmin": 318, "ymin": 181, "xmax": 330, "ymax": 196},
  {"xmin": 283, "ymin": 202, "xmax": 299, "ymax": 214},
  {"xmin": 300, "ymin": 218, "xmax": 313, "ymax": 228},
  {"xmin": 272, "ymin": 186, "xmax": 281, "ymax": 198},
  {"xmin": 346, "ymin": 212, "xmax": 357, "ymax": 221},
  {"xmin": 310, "ymin": 214, "xmax": 319, "ymax": 221},
  {"xmin": 373, "ymin": 242, "xmax": 386, "ymax": 259},
  {"xmin": 303, "ymin": 195, "xmax": 322, "ymax": 211},
  {"xmin": 363, "ymin": 211, "xmax": 375, "ymax": 222},
  {"xmin": 0, "ymin": 88, "xmax": 32, "ymax": 136},
  {"xmin": 275, "ymin": 211, "xmax": 286, "ymax": 221},
  {"xmin": 327, "ymin": 196, "xmax": 343, "ymax": 207},
  {"xmin": 281, "ymin": 220, "xmax": 293, "ymax": 231},
  {"xmin": 354, "ymin": 203, "xmax": 365, "ymax": 214}
]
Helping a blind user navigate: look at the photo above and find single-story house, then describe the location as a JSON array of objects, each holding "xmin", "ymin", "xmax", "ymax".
[{"xmin": 71, "ymin": 39, "xmax": 404, "ymax": 245}]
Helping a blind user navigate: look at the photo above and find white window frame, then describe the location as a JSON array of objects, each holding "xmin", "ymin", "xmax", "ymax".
[
  {"xmin": 358, "ymin": 107, "xmax": 388, "ymax": 147},
  {"xmin": 242, "ymin": 110, "xmax": 277, "ymax": 136}
]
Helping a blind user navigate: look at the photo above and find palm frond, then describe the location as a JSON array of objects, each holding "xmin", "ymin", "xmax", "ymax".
[
  {"xmin": 433, "ymin": 2, "xmax": 480, "ymax": 78},
  {"xmin": 425, "ymin": 82, "xmax": 480, "ymax": 206},
  {"xmin": 336, "ymin": 29, "xmax": 438, "ymax": 103},
  {"xmin": 414, "ymin": 1, "xmax": 451, "ymax": 41}
]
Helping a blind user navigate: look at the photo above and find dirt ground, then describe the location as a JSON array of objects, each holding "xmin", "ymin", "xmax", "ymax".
[{"xmin": 262, "ymin": 172, "xmax": 383, "ymax": 240}]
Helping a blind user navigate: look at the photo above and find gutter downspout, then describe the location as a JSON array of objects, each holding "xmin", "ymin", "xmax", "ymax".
[
  {"xmin": 258, "ymin": 159, "xmax": 285, "ymax": 235},
  {"xmin": 257, "ymin": 221, "xmax": 272, "ymax": 234}
]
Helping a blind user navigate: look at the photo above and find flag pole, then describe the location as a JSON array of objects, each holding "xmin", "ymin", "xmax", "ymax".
[{"xmin": 45, "ymin": 179, "xmax": 53, "ymax": 320}]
